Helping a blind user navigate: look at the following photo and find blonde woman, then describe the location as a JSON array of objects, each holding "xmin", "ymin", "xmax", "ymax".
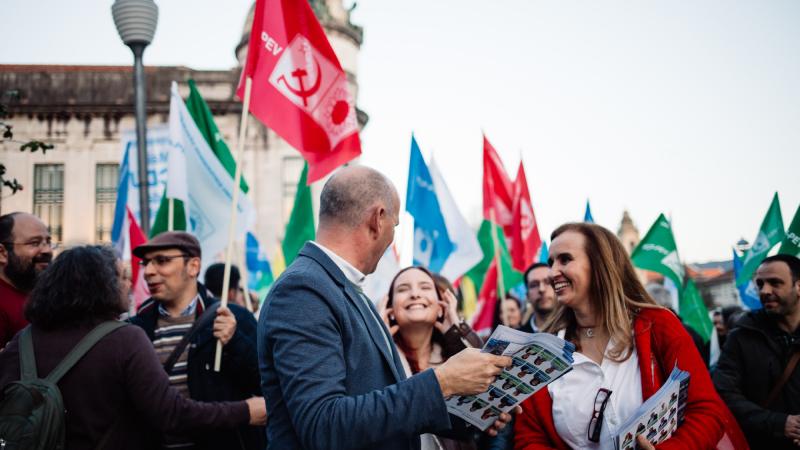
[{"xmin": 514, "ymin": 223, "xmax": 746, "ymax": 450}]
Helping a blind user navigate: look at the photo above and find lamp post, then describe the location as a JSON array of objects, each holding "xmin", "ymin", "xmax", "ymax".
[{"xmin": 112, "ymin": 0, "xmax": 158, "ymax": 236}]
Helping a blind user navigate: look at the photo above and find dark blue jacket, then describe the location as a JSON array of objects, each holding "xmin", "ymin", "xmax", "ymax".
[
  {"xmin": 130, "ymin": 282, "xmax": 264, "ymax": 450},
  {"xmin": 258, "ymin": 242, "xmax": 458, "ymax": 450}
]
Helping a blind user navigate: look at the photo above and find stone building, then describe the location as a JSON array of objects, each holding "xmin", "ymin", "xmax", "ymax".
[{"xmin": 0, "ymin": 0, "xmax": 366, "ymax": 263}]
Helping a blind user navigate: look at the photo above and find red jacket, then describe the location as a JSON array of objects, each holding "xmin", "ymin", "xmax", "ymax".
[{"xmin": 514, "ymin": 308, "xmax": 748, "ymax": 450}]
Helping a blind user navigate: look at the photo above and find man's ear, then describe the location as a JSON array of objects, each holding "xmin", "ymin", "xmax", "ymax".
[
  {"xmin": 367, "ymin": 206, "xmax": 383, "ymax": 239},
  {"xmin": 0, "ymin": 244, "xmax": 8, "ymax": 266},
  {"xmin": 186, "ymin": 257, "xmax": 202, "ymax": 278}
]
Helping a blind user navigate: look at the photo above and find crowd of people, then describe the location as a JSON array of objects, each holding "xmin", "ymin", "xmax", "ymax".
[{"xmin": 0, "ymin": 165, "xmax": 798, "ymax": 450}]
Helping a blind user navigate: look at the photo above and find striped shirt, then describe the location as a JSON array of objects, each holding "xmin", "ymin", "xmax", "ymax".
[{"xmin": 153, "ymin": 295, "xmax": 201, "ymax": 448}]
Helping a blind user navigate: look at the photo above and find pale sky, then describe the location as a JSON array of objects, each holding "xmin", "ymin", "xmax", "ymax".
[{"xmin": 2, "ymin": 0, "xmax": 798, "ymax": 263}]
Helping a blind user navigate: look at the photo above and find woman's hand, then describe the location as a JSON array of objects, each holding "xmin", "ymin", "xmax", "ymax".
[
  {"xmin": 636, "ymin": 434, "xmax": 655, "ymax": 450},
  {"xmin": 485, "ymin": 406, "xmax": 523, "ymax": 436},
  {"xmin": 434, "ymin": 289, "xmax": 461, "ymax": 333},
  {"xmin": 377, "ymin": 294, "xmax": 399, "ymax": 336}
]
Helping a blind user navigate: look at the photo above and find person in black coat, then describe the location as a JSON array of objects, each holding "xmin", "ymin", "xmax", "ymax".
[
  {"xmin": 713, "ymin": 254, "xmax": 800, "ymax": 450},
  {"xmin": 129, "ymin": 231, "xmax": 264, "ymax": 450}
]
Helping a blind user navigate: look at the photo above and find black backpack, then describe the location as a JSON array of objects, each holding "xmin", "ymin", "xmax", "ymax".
[{"xmin": 0, "ymin": 321, "xmax": 127, "ymax": 450}]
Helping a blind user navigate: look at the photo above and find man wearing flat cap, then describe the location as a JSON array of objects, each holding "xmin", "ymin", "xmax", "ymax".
[{"xmin": 129, "ymin": 231, "xmax": 265, "ymax": 450}]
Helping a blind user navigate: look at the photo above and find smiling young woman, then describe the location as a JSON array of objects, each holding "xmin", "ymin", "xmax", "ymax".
[{"xmin": 379, "ymin": 265, "xmax": 483, "ymax": 450}]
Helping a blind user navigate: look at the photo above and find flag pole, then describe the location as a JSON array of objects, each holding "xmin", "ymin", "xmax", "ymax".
[
  {"xmin": 168, "ymin": 198, "xmax": 174, "ymax": 231},
  {"xmin": 214, "ymin": 76, "xmax": 252, "ymax": 372}
]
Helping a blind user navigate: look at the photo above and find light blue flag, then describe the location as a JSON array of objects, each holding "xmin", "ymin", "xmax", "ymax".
[
  {"xmin": 406, "ymin": 136, "xmax": 454, "ymax": 272},
  {"xmin": 110, "ymin": 149, "xmax": 131, "ymax": 251},
  {"xmin": 733, "ymin": 249, "xmax": 762, "ymax": 310},
  {"xmin": 245, "ymin": 231, "xmax": 272, "ymax": 280},
  {"xmin": 539, "ymin": 241, "xmax": 549, "ymax": 263},
  {"xmin": 584, "ymin": 200, "xmax": 594, "ymax": 223}
]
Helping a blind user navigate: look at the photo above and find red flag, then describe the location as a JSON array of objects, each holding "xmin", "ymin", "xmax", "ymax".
[
  {"xmin": 482, "ymin": 135, "xmax": 514, "ymax": 232},
  {"xmin": 239, "ymin": 0, "xmax": 361, "ymax": 183},
  {"xmin": 126, "ymin": 207, "xmax": 150, "ymax": 310},
  {"xmin": 510, "ymin": 163, "xmax": 542, "ymax": 272},
  {"xmin": 470, "ymin": 259, "xmax": 499, "ymax": 336}
]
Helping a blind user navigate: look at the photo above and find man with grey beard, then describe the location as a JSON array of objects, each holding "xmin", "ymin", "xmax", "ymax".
[{"xmin": 0, "ymin": 212, "xmax": 54, "ymax": 348}]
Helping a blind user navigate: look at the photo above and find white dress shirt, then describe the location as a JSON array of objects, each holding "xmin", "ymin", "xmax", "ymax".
[
  {"xmin": 548, "ymin": 331, "xmax": 643, "ymax": 449},
  {"xmin": 310, "ymin": 241, "xmax": 366, "ymax": 288},
  {"xmin": 310, "ymin": 241, "xmax": 394, "ymax": 356}
]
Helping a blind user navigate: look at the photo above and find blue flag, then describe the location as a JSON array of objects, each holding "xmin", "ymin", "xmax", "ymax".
[
  {"xmin": 584, "ymin": 199, "xmax": 594, "ymax": 223},
  {"xmin": 246, "ymin": 232, "xmax": 273, "ymax": 291},
  {"xmin": 406, "ymin": 136, "xmax": 454, "ymax": 272},
  {"xmin": 539, "ymin": 241, "xmax": 549, "ymax": 263},
  {"xmin": 110, "ymin": 150, "xmax": 131, "ymax": 252},
  {"xmin": 733, "ymin": 248, "xmax": 762, "ymax": 310}
]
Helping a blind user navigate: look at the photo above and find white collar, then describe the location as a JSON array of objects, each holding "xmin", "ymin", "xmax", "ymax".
[{"xmin": 311, "ymin": 241, "xmax": 366, "ymax": 288}]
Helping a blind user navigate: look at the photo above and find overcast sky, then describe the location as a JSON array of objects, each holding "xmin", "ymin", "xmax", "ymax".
[{"xmin": 2, "ymin": 0, "xmax": 798, "ymax": 263}]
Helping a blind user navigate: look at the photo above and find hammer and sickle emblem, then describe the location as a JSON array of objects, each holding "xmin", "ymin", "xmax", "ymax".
[{"xmin": 277, "ymin": 58, "xmax": 322, "ymax": 107}]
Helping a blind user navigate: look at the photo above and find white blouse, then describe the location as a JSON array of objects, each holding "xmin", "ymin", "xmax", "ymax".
[{"xmin": 548, "ymin": 333, "xmax": 643, "ymax": 449}]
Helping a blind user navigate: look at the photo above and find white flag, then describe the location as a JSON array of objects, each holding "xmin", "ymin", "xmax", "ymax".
[
  {"xmin": 167, "ymin": 82, "xmax": 256, "ymax": 266},
  {"xmin": 363, "ymin": 246, "xmax": 401, "ymax": 305},
  {"xmin": 429, "ymin": 158, "xmax": 483, "ymax": 282}
]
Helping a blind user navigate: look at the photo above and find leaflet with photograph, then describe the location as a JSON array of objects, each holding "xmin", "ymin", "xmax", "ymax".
[
  {"xmin": 613, "ymin": 366, "xmax": 690, "ymax": 450},
  {"xmin": 445, "ymin": 326, "xmax": 575, "ymax": 430}
]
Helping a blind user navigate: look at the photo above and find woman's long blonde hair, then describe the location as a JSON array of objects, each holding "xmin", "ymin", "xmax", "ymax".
[{"xmin": 543, "ymin": 223, "xmax": 661, "ymax": 361}]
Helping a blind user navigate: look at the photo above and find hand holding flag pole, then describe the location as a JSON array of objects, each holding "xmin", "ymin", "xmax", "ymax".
[{"xmin": 214, "ymin": 77, "xmax": 253, "ymax": 372}]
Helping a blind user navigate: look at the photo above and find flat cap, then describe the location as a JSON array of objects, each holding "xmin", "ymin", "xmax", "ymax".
[{"xmin": 132, "ymin": 231, "xmax": 201, "ymax": 259}]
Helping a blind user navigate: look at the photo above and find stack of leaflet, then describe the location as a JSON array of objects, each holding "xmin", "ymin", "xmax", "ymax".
[
  {"xmin": 445, "ymin": 326, "xmax": 576, "ymax": 430},
  {"xmin": 613, "ymin": 367, "xmax": 690, "ymax": 449}
]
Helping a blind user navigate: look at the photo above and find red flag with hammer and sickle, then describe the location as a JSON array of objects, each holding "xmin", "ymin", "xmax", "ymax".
[
  {"xmin": 510, "ymin": 162, "xmax": 542, "ymax": 272},
  {"xmin": 238, "ymin": 0, "xmax": 361, "ymax": 183}
]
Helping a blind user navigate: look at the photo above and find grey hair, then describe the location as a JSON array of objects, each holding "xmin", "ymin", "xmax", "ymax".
[{"xmin": 319, "ymin": 167, "xmax": 396, "ymax": 228}]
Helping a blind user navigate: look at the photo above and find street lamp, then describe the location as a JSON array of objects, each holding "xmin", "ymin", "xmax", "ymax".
[
  {"xmin": 112, "ymin": 0, "xmax": 158, "ymax": 236},
  {"xmin": 735, "ymin": 237, "xmax": 750, "ymax": 256}
]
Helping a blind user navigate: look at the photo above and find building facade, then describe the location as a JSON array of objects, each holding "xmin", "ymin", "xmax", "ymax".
[{"xmin": 0, "ymin": 0, "xmax": 365, "ymax": 263}]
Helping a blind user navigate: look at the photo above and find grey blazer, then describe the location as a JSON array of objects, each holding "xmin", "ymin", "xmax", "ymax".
[{"xmin": 257, "ymin": 242, "xmax": 454, "ymax": 449}]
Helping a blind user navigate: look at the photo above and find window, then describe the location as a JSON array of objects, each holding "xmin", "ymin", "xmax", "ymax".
[
  {"xmin": 33, "ymin": 164, "xmax": 64, "ymax": 242},
  {"xmin": 95, "ymin": 164, "xmax": 119, "ymax": 243},
  {"xmin": 281, "ymin": 156, "xmax": 305, "ymax": 226}
]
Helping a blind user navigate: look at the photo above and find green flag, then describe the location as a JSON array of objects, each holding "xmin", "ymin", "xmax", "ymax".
[
  {"xmin": 680, "ymin": 279, "xmax": 713, "ymax": 342},
  {"xmin": 281, "ymin": 163, "xmax": 315, "ymax": 266},
  {"xmin": 631, "ymin": 214, "xmax": 713, "ymax": 341},
  {"xmin": 186, "ymin": 79, "xmax": 248, "ymax": 193},
  {"xmin": 631, "ymin": 213, "xmax": 684, "ymax": 288},
  {"xmin": 778, "ymin": 204, "xmax": 800, "ymax": 258},
  {"xmin": 464, "ymin": 220, "xmax": 522, "ymax": 295},
  {"xmin": 736, "ymin": 193, "xmax": 785, "ymax": 285},
  {"xmin": 150, "ymin": 197, "xmax": 188, "ymax": 237}
]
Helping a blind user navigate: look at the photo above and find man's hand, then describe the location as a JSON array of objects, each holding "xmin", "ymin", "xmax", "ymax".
[
  {"xmin": 434, "ymin": 348, "xmax": 511, "ymax": 397},
  {"xmin": 245, "ymin": 396, "xmax": 267, "ymax": 426},
  {"xmin": 785, "ymin": 415, "xmax": 800, "ymax": 441},
  {"xmin": 485, "ymin": 406, "xmax": 522, "ymax": 437},
  {"xmin": 213, "ymin": 306, "xmax": 237, "ymax": 345}
]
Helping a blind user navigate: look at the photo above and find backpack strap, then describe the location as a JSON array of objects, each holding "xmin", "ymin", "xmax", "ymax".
[
  {"xmin": 44, "ymin": 321, "xmax": 128, "ymax": 384},
  {"xmin": 19, "ymin": 326, "xmax": 38, "ymax": 380}
]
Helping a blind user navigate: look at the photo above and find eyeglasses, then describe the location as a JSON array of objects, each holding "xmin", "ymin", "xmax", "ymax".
[
  {"xmin": 1, "ymin": 239, "xmax": 58, "ymax": 251},
  {"xmin": 588, "ymin": 388, "xmax": 612, "ymax": 443},
  {"xmin": 138, "ymin": 254, "xmax": 189, "ymax": 267}
]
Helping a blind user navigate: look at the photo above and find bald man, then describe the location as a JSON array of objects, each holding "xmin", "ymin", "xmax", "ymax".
[
  {"xmin": 0, "ymin": 212, "xmax": 54, "ymax": 347},
  {"xmin": 258, "ymin": 166, "xmax": 513, "ymax": 450}
]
